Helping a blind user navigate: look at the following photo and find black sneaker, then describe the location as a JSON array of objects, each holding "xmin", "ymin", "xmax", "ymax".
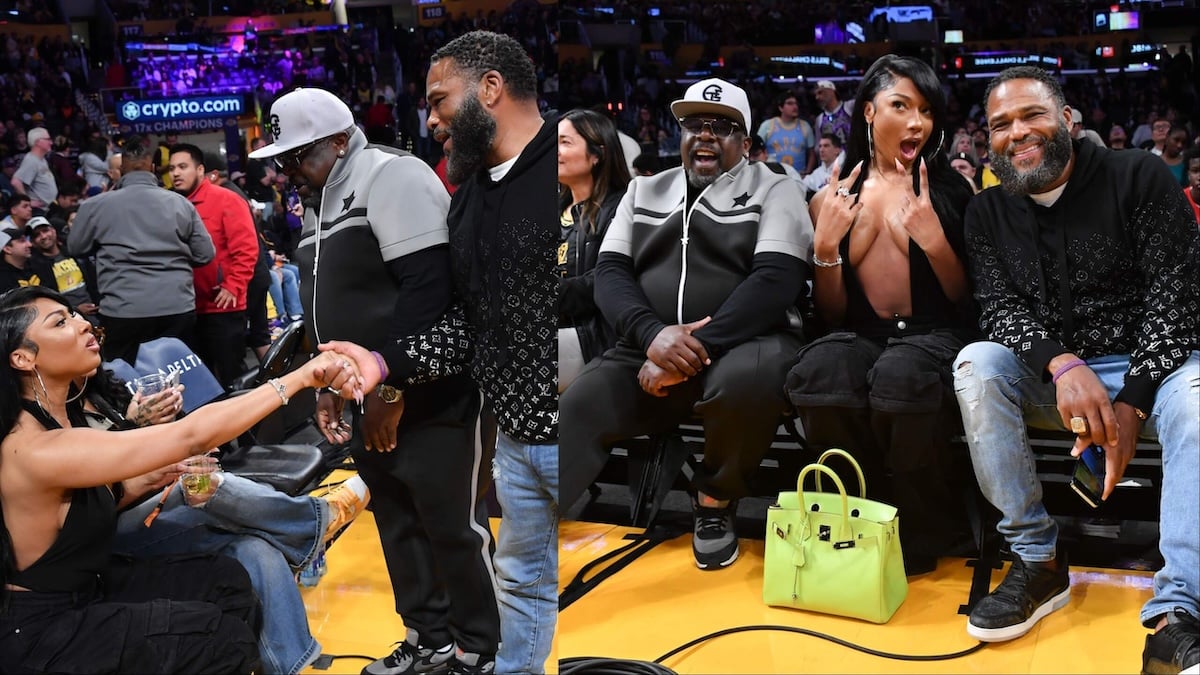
[
  {"xmin": 692, "ymin": 498, "xmax": 738, "ymax": 570},
  {"xmin": 361, "ymin": 629, "xmax": 454, "ymax": 675},
  {"xmin": 446, "ymin": 650, "xmax": 495, "ymax": 675},
  {"xmin": 967, "ymin": 554, "xmax": 1070, "ymax": 642},
  {"xmin": 1142, "ymin": 609, "xmax": 1200, "ymax": 675}
]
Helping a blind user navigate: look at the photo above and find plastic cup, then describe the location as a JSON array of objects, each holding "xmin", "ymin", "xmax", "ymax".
[
  {"xmin": 133, "ymin": 372, "xmax": 172, "ymax": 396},
  {"xmin": 181, "ymin": 454, "xmax": 220, "ymax": 502}
]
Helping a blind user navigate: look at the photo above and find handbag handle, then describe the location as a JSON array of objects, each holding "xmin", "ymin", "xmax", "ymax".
[
  {"xmin": 814, "ymin": 448, "xmax": 867, "ymax": 497},
  {"xmin": 796, "ymin": 463, "xmax": 851, "ymax": 542}
]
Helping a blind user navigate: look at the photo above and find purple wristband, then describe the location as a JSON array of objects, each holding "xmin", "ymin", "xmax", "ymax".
[
  {"xmin": 370, "ymin": 350, "xmax": 390, "ymax": 382},
  {"xmin": 1051, "ymin": 358, "xmax": 1087, "ymax": 384}
]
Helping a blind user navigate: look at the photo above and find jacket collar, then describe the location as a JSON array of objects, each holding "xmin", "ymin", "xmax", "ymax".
[
  {"xmin": 185, "ymin": 176, "xmax": 213, "ymax": 204},
  {"xmin": 322, "ymin": 129, "xmax": 367, "ymax": 193},
  {"xmin": 115, "ymin": 171, "xmax": 161, "ymax": 189}
]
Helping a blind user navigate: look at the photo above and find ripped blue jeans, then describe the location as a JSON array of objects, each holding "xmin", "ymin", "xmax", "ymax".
[
  {"xmin": 492, "ymin": 432, "xmax": 557, "ymax": 674},
  {"xmin": 953, "ymin": 343, "xmax": 1199, "ymax": 626}
]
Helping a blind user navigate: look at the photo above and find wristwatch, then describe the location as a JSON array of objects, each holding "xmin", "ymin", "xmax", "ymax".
[{"xmin": 376, "ymin": 384, "xmax": 403, "ymax": 404}]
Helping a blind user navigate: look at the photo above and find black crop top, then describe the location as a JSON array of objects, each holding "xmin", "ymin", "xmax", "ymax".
[{"xmin": 5, "ymin": 401, "xmax": 117, "ymax": 594}]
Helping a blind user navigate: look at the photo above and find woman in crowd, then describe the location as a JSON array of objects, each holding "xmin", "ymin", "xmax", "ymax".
[
  {"xmin": 78, "ymin": 137, "xmax": 112, "ymax": 191},
  {"xmin": 786, "ymin": 54, "xmax": 978, "ymax": 576},
  {"xmin": 0, "ymin": 286, "xmax": 370, "ymax": 673},
  {"xmin": 558, "ymin": 108, "xmax": 630, "ymax": 391}
]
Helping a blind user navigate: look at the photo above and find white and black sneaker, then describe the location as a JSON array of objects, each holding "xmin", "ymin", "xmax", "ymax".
[
  {"xmin": 361, "ymin": 629, "xmax": 455, "ymax": 675},
  {"xmin": 692, "ymin": 498, "xmax": 738, "ymax": 570}
]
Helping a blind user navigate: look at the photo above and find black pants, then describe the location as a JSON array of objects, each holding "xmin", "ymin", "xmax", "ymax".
[
  {"xmin": 0, "ymin": 553, "xmax": 260, "ymax": 674},
  {"xmin": 191, "ymin": 311, "xmax": 247, "ymax": 389},
  {"xmin": 560, "ymin": 332, "xmax": 803, "ymax": 509},
  {"xmin": 245, "ymin": 262, "xmax": 272, "ymax": 351},
  {"xmin": 348, "ymin": 375, "xmax": 500, "ymax": 656},
  {"xmin": 100, "ymin": 311, "xmax": 195, "ymax": 365},
  {"xmin": 785, "ymin": 330, "xmax": 971, "ymax": 557}
]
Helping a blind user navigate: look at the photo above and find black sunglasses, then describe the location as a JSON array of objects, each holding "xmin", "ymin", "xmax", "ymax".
[
  {"xmin": 678, "ymin": 116, "xmax": 741, "ymax": 138},
  {"xmin": 273, "ymin": 138, "xmax": 329, "ymax": 171}
]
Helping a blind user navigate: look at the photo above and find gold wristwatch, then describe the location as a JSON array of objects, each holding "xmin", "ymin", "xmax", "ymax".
[{"xmin": 376, "ymin": 384, "xmax": 403, "ymax": 404}]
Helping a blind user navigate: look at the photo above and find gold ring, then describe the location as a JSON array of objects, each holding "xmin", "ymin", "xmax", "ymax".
[{"xmin": 1070, "ymin": 416, "xmax": 1088, "ymax": 434}]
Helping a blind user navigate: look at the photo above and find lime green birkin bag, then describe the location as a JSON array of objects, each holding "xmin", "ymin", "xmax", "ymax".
[{"xmin": 762, "ymin": 449, "xmax": 907, "ymax": 623}]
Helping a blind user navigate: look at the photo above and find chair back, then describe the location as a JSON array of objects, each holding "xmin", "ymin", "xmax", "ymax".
[{"xmin": 105, "ymin": 337, "xmax": 224, "ymax": 413}]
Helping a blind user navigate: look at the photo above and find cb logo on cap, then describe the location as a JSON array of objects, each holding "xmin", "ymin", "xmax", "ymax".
[{"xmin": 702, "ymin": 84, "xmax": 723, "ymax": 102}]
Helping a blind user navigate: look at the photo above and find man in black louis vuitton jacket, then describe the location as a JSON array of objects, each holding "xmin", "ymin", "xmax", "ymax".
[{"xmin": 329, "ymin": 31, "xmax": 560, "ymax": 675}]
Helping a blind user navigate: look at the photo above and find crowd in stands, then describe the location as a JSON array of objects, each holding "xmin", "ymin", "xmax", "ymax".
[
  {"xmin": 560, "ymin": 50, "xmax": 1198, "ymax": 193},
  {"xmin": 108, "ymin": 0, "xmax": 316, "ymax": 22}
]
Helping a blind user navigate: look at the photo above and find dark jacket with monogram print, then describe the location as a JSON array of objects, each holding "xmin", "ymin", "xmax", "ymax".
[{"xmin": 964, "ymin": 139, "xmax": 1200, "ymax": 413}]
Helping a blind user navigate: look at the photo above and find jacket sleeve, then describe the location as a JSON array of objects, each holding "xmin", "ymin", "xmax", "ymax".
[
  {"xmin": 66, "ymin": 203, "xmax": 97, "ymax": 257},
  {"xmin": 1115, "ymin": 162, "xmax": 1200, "ymax": 412},
  {"xmin": 964, "ymin": 198, "xmax": 1067, "ymax": 376},
  {"xmin": 373, "ymin": 245, "xmax": 470, "ymax": 387},
  {"xmin": 691, "ymin": 252, "xmax": 805, "ymax": 358},
  {"xmin": 594, "ymin": 182, "xmax": 668, "ymax": 353},
  {"xmin": 691, "ymin": 177, "xmax": 811, "ymax": 357},
  {"xmin": 184, "ymin": 204, "xmax": 215, "ymax": 267},
  {"xmin": 220, "ymin": 192, "xmax": 259, "ymax": 301}
]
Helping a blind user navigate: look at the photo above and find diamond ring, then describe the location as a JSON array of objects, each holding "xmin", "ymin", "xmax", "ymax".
[{"xmin": 836, "ymin": 186, "xmax": 851, "ymax": 199}]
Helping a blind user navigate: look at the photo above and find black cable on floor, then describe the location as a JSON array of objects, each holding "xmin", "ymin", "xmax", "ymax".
[
  {"xmin": 654, "ymin": 624, "xmax": 988, "ymax": 664},
  {"xmin": 560, "ymin": 656, "xmax": 678, "ymax": 675},
  {"xmin": 310, "ymin": 653, "xmax": 377, "ymax": 670}
]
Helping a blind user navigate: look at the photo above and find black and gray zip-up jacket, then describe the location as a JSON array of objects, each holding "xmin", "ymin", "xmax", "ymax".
[
  {"xmin": 595, "ymin": 158, "xmax": 813, "ymax": 359},
  {"xmin": 964, "ymin": 139, "xmax": 1199, "ymax": 413},
  {"xmin": 293, "ymin": 130, "xmax": 473, "ymax": 405}
]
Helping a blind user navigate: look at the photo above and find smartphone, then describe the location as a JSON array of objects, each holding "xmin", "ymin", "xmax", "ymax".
[{"xmin": 1070, "ymin": 444, "xmax": 1106, "ymax": 508}]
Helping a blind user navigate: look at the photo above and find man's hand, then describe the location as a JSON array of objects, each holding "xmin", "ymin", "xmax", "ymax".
[
  {"xmin": 318, "ymin": 340, "xmax": 384, "ymax": 391},
  {"xmin": 315, "ymin": 391, "xmax": 352, "ymax": 445},
  {"xmin": 1072, "ymin": 401, "xmax": 1142, "ymax": 500},
  {"xmin": 77, "ymin": 302, "xmax": 99, "ymax": 315},
  {"xmin": 646, "ymin": 316, "xmax": 712, "ymax": 375},
  {"xmin": 213, "ymin": 287, "xmax": 236, "ymax": 309},
  {"xmin": 360, "ymin": 394, "xmax": 404, "ymax": 452},
  {"xmin": 638, "ymin": 359, "xmax": 688, "ymax": 397},
  {"xmin": 1054, "ymin": 357, "xmax": 1118, "ymax": 451}
]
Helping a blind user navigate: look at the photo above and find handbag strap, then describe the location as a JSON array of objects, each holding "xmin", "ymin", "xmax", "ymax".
[
  {"xmin": 796, "ymin": 463, "xmax": 851, "ymax": 542},
  {"xmin": 814, "ymin": 448, "xmax": 867, "ymax": 497}
]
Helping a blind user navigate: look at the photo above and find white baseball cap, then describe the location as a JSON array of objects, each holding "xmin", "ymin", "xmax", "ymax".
[
  {"xmin": 815, "ymin": 80, "xmax": 837, "ymax": 91},
  {"xmin": 670, "ymin": 78, "xmax": 752, "ymax": 134},
  {"xmin": 27, "ymin": 216, "xmax": 53, "ymax": 231},
  {"xmin": 248, "ymin": 88, "xmax": 355, "ymax": 159}
]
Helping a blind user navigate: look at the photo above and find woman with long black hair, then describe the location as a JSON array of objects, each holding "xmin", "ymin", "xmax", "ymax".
[
  {"xmin": 0, "ymin": 286, "xmax": 369, "ymax": 673},
  {"xmin": 557, "ymin": 108, "xmax": 630, "ymax": 391},
  {"xmin": 786, "ymin": 54, "xmax": 979, "ymax": 575}
]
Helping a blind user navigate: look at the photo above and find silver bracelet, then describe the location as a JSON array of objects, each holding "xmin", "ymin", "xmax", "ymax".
[
  {"xmin": 813, "ymin": 253, "xmax": 843, "ymax": 268},
  {"xmin": 267, "ymin": 378, "xmax": 290, "ymax": 406}
]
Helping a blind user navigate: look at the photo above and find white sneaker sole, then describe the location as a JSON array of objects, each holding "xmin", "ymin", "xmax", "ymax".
[
  {"xmin": 1180, "ymin": 663, "xmax": 1200, "ymax": 675},
  {"xmin": 967, "ymin": 587, "xmax": 1071, "ymax": 642},
  {"xmin": 695, "ymin": 547, "xmax": 739, "ymax": 570}
]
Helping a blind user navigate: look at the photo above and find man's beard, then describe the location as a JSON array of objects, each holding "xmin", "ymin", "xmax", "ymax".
[
  {"xmin": 685, "ymin": 167, "xmax": 718, "ymax": 189},
  {"xmin": 991, "ymin": 121, "xmax": 1073, "ymax": 196},
  {"xmin": 444, "ymin": 93, "xmax": 497, "ymax": 185}
]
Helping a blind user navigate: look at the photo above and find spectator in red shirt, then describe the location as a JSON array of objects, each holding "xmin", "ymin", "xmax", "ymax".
[{"xmin": 169, "ymin": 143, "xmax": 259, "ymax": 387}]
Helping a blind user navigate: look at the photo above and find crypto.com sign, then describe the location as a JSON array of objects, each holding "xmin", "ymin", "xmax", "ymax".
[{"xmin": 116, "ymin": 96, "xmax": 245, "ymax": 124}]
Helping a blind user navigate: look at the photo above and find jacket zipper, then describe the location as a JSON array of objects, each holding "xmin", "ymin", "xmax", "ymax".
[
  {"xmin": 310, "ymin": 183, "xmax": 329, "ymax": 344},
  {"xmin": 677, "ymin": 179, "xmax": 719, "ymax": 324}
]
